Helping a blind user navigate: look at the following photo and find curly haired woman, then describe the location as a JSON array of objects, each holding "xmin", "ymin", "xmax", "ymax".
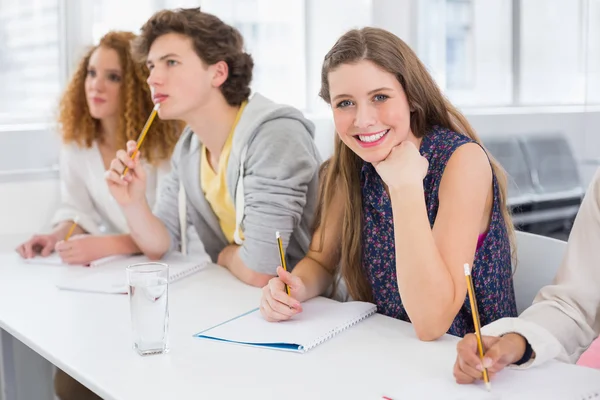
[{"xmin": 16, "ymin": 31, "xmax": 183, "ymax": 266}]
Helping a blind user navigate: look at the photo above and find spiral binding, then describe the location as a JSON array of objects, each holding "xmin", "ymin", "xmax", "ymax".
[
  {"xmin": 89, "ymin": 255, "xmax": 126, "ymax": 268},
  {"xmin": 301, "ymin": 306, "xmax": 377, "ymax": 352},
  {"xmin": 91, "ymin": 254, "xmax": 205, "ymax": 286},
  {"xmin": 168, "ymin": 263, "xmax": 205, "ymax": 283}
]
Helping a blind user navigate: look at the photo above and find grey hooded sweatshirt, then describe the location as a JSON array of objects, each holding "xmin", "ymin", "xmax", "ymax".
[{"xmin": 154, "ymin": 93, "xmax": 322, "ymax": 274}]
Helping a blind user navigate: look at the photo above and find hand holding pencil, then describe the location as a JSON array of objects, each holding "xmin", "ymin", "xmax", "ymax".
[
  {"xmin": 105, "ymin": 140, "xmax": 148, "ymax": 207},
  {"xmin": 259, "ymin": 266, "xmax": 305, "ymax": 322},
  {"xmin": 258, "ymin": 232, "xmax": 307, "ymax": 322},
  {"xmin": 454, "ymin": 263, "xmax": 528, "ymax": 390},
  {"xmin": 454, "ymin": 329, "xmax": 531, "ymax": 386},
  {"xmin": 105, "ymin": 104, "xmax": 159, "ymax": 207},
  {"xmin": 16, "ymin": 217, "xmax": 81, "ymax": 259}
]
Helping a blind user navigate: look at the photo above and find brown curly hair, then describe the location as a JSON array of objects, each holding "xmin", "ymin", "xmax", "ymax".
[
  {"xmin": 132, "ymin": 8, "xmax": 253, "ymax": 106},
  {"xmin": 58, "ymin": 30, "xmax": 184, "ymax": 164}
]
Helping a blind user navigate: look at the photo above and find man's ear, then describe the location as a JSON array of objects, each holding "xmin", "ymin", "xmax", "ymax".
[{"xmin": 210, "ymin": 60, "xmax": 229, "ymax": 88}]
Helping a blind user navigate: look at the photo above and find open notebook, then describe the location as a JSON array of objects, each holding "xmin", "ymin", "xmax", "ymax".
[
  {"xmin": 23, "ymin": 253, "xmax": 127, "ymax": 268},
  {"xmin": 56, "ymin": 252, "xmax": 211, "ymax": 294},
  {"xmin": 194, "ymin": 296, "xmax": 377, "ymax": 353}
]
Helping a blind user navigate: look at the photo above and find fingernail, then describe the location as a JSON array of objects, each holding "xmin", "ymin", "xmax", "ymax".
[
  {"xmin": 483, "ymin": 357, "xmax": 493, "ymax": 368},
  {"xmin": 476, "ymin": 363, "xmax": 483, "ymax": 371}
]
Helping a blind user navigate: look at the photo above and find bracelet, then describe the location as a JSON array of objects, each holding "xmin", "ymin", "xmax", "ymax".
[{"xmin": 514, "ymin": 339, "xmax": 534, "ymax": 365}]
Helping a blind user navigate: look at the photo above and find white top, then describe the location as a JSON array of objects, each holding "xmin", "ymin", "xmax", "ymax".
[
  {"xmin": 0, "ymin": 254, "xmax": 598, "ymax": 400},
  {"xmin": 51, "ymin": 142, "xmax": 169, "ymax": 235},
  {"xmin": 483, "ymin": 167, "xmax": 600, "ymax": 367}
]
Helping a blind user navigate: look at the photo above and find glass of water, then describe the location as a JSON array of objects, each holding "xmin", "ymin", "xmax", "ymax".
[{"xmin": 126, "ymin": 262, "xmax": 169, "ymax": 356}]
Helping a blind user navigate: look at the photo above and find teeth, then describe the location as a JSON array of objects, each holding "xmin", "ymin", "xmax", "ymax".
[{"xmin": 358, "ymin": 130, "xmax": 388, "ymax": 143}]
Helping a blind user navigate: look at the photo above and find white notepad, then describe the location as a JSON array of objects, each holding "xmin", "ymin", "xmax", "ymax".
[
  {"xmin": 56, "ymin": 252, "xmax": 211, "ymax": 294},
  {"xmin": 23, "ymin": 253, "xmax": 126, "ymax": 268},
  {"xmin": 194, "ymin": 296, "xmax": 377, "ymax": 353}
]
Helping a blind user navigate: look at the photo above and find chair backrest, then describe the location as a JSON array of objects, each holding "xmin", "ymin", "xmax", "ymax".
[
  {"xmin": 481, "ymin": 132, "xmax": 583, "ymax": 230},
  {"xmin": 513, "ymin": 231, "xmax": 568, "ymax": 314},
  {"xmin": 520, "ymin": 133, "xmax": 581, "ymax": 196},
  {"xmin": 482, "ymin": 135, "xmax": 536, "ymax": 206}
]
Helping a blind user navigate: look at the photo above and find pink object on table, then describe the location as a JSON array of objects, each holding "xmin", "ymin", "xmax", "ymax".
[{"xmin": 577, "ymin": 336, "xmax": 600, "ymax": 369}]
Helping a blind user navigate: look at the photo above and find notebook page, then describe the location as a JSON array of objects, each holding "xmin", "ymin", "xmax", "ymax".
[
  {"xmin": 23, "ymin": 253, "xmax": 84, "ymax": 267},
  {"xmin": 23, "ymin": 253, "xmax": 125, "ymax": 267},
  {"xmin": 196, "ymin": 297, "xmax": 376, "ymax": 349},
  {"xmin": 56, "ymin": 252, "xmax": 211, "ymax": 294},
  {"xmin": 56, "ymin": 269, "xmax": 128, "ymax": 294},
  {"xmin": 382, "ymin": 358, "xmax": 600, "ymax": 400}
]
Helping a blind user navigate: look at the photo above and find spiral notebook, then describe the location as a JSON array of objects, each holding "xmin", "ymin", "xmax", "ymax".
[
  {"xmin": 56, "ymin": 252, "xmax": 211, "ymax": 294},
  {"xmin": 194, "ymin": 297, "xmax": 377, "ymax": 353}
]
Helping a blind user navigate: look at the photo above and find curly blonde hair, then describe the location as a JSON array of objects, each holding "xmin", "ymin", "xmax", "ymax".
[{"xmin": 58, "ymin": 31, "xmax": 183, "ymax": 164}]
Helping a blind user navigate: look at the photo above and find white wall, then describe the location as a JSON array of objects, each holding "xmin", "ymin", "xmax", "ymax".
[
  {"xmin": 371, "ymin": 0, "xmax": 416, "ymax": 46},
  {"xmin": 0, "ymin": 180, "xmax": 60, "ymax": 236},
  {"xmin": 0, "ymin": 179, "xmax": 60, "ymax": 252}
]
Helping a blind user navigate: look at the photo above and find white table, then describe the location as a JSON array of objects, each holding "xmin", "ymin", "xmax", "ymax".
[{"xmin": 0, "ymin": 253, "xmax": 599, "ymax": 400}]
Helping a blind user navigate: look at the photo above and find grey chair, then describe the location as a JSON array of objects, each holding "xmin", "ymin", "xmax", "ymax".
[{"xmin": 513, "ymin": 230, "xmax": 567, "ymax": 314}]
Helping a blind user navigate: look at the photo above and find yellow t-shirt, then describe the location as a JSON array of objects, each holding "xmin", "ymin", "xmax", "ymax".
[{"xmin": 200, "ymin": 101, "xmax": 247, "ymax": 243}]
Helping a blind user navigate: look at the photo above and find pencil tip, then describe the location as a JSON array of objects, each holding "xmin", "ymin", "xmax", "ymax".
[
  {"xmin": 153, "ymin": 103, "xmax": 160, "ymax": 111},
  {"xmin": 276, "ymin": 231, "xmax": 280, "ymax": 239},
  {"xmin": 485, "ymin": 382, "xmax": 492, "ymax": 392}
]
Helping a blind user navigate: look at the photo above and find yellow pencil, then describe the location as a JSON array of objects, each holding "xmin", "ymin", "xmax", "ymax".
[
  {"xmin": 464, "ymin": 263, "xmax": 491, "ymax": 392},
  {"xmin": 122, "ymin": 103, "xmax": 160, "ymax": 177},
  {"xmin": 276, "ymin": 231, "xmax": 291, "ymax": 296},
  {"xmin": 64, "ymin": 217, "xmax": 79, "ymax": 241}
]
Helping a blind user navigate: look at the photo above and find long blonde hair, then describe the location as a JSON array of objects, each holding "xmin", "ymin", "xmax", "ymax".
[{"xmin": 316, "ymin": 27, "xmax": 515, "ymax": 302}]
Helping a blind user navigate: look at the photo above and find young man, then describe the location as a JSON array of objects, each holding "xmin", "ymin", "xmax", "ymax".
[
  {"xmin": 453, "ymin": 167, "xmax": 600, "ymax": 384},
  {"xmin": 105, "ymin": 8, "xmax": 321, "ymax": 288}
]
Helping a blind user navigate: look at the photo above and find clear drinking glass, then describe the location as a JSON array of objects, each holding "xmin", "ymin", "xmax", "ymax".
[{"xmin": 126, "ymin": 262, "xmax": 169, "ymax": 356}]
